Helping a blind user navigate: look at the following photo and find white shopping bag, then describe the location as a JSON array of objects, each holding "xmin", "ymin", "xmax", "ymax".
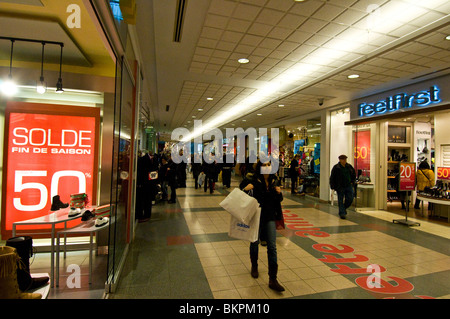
[
  {"xmin": 198, "ymin": 172, "xmax": 205, "ymax": 186},
  {"xmin": 219, "ymin": 188, "xmax": 259, "ymax": 224},
  {"xmin": 228, "ymin": 207, "xmax": 261, "ymax": 242}
]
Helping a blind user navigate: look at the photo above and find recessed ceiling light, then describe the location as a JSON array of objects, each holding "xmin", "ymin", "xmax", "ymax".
[
  {"xmin": 206, "ymin": 97, "xmax": 214, "ymax": 101},
  {"xmin": 257, "ymin": 113, "xmax": 262, "ymax": 116},
  {"xmin": 238, "ymin": 58, "xmax": 249, "ymax": 64},
  {"xmin": 242, "ymin": 119, "xmax": 247, "ymax": 122},
  {"xmin": 348, "ymin": 74, "xmax": 360, "ymax": 79},
  {"xmin": 446, "ymin": 35, "xmax": 450, "ymax": 41},
  {"xmin": 192, "ymin": 116, "xmax": 196, "ymax": 118},
  {"xmin": 278, "ymin": 104, "xmax": 285, "ymax": 107},
  {"xmin": 198, "ymin": 108, "xmax": 204, "ymax": 111}
]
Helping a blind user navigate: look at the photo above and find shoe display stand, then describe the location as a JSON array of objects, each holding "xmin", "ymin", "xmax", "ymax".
[
  {"xmin": 29, "ymin": 273, "xmax": 50, "ymax": 299},
  {"xmin": 12, "ymin": 206, "xmax": 96, "ymax": 287},
  {"xmin": 56, "ymin": 218, "xmax": 110, "ymax": 286},
  {"xmin": 416, "ymin": 195, "xmax": 450, "ymax": 222}
]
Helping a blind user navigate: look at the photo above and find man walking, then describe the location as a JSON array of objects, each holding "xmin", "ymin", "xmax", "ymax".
[{"xmin": 330, "ymin": 155, "xmax": 356, "ymax": 219}]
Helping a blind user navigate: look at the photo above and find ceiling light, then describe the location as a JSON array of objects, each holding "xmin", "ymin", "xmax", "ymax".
[
  {"xmin": 238, "ymin": 58, "xmax": 249, "ymax": 64},
  {"xmin": 446, "ymin": 35, "xmax": 450, "ymax": 41},
  {"xmin": 1, "ymin": 76, "xmax": 18, "ymax": 96},
  {"xmin": 198, "ymin": 108, "xmax": 203, "ymax": 111},
  {"xmin": 278, "ymin": 104, "xmax": 285, "ymax": 108},
  {"xmin": 242, "ymin": 119, "xmax": 246, "ymax": 122},
  {"xmin": 56, "ymin": 44, "xmax": 64, "ymax": 93},
  {"xmin": 192, "ymin": 116, "xmax": 196, "ymax": 118},
  {"xmin": 1, "ymin": 39, "xmax": 18, "ymax": 97},
  {"xmin": 206, "ymin": 97, "xmax": 213, "ymax": 101},
  {"xmin": 257, "ymin": 114, "xmax": 262, "ymax": 116},
  {"xmin": 348, "ymin": 74, "xmax": 360, "ymax": 79},
  {"xmin": 36, "ymin": 43, "xmax": 46, "ymax": 94}
]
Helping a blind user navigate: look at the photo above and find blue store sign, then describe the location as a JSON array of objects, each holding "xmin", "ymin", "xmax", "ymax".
[{"xmin": 357, "ymin": 86, "xmax": 441, "ymax": 118}]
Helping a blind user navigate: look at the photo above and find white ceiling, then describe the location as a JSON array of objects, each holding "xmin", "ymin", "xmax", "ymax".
[{"xmin": 135, "ymin": 0, "xmax": 450, "ymax": 139}]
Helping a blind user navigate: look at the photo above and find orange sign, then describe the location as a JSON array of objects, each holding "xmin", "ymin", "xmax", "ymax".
[{"xmin": 437, "ymin": 167, "xmax": 450, "ymax": 181}]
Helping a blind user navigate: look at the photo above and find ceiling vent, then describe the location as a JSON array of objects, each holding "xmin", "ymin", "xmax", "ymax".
[{"xmin": 173, "ymin": 0, "xmax": 187, "ymax": 42}]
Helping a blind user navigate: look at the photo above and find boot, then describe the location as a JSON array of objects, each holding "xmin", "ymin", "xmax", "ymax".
[
  {"xmin": 268, "ymin": 263, "xmax": 285, "ymax": 292},
  {"xmin": 250, "ymin": 257, "xmax": 259, "ymax": 278},
  {"xmin": 0, "ymin": 246, "xmax": 41, "ymax": 299},
  {"xmin": 51, "ymin": 195, "xmax": 69, "ymax": 211},
  {"xmin": 6, "ymin": 236, "xmax": 49, "ymax": 291}
]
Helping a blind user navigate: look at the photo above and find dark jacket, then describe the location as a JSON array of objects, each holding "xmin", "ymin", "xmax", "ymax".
[
  {"xmin": 289, "ymin": 158, "xmax": 299, "ymax": 177},
  {"xmin": 330, "ymin": 162, "xmax": 356, "ymax": 191},
  {"xmin": 160, "ymin": 160, "xmax": 177, "ymax": 186},
  {"xmin": 239, "ymin": 173, "xmax": 283, "ymax": 223},
  {"xmin": 137, "ymin": 153, "xmax": 159, "ymax": 187}
]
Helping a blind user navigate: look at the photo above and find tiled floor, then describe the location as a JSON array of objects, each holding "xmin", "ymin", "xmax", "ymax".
[
  {"xmin": 14, "ymin": 175, "xmax": 449, "ymax": 299},
  {"xmin": 110, "ymin": 176, "xmax": 450, "ymax": 300}
]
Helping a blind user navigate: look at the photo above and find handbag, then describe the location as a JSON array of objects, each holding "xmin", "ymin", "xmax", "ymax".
[
  {"xmin": 228, "ymin": 207, "xmax": 261, "ymax": 242},
  {"xmin": 220, "ymin": 188, "xmax": 259, "ymax": 224}
]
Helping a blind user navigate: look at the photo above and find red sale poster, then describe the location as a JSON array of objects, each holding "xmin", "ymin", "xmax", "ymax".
[
  {"xmin": 353, "ymin": 130, "xmax": 370, "ymax": 172},
  {"xmin": 1, "ymin": 102, "xmax": 100, "ymax": 238},
  {"xmin": 399, "ymin": 162, "xmax": 416, "ymax": 191}
]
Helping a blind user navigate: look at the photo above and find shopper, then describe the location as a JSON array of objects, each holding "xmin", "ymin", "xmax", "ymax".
[
  {"xmin": 192, "ymin": 153, "xmax": 203, "ymax": 189},
  {"xmin": 176, "ymin": 149, "xmax": 187, "ymax": 188},
  {"xmin": 414, "ymin": 161, "xmax": 435, "ymax": 210},
  {"xmin": 221, "ymin": 153, "xmax": 233, "ymax": 188},
  {"xmin": 289, "ymin": 155, "xmax": 299, "ymax": 194},
  {"xmin": 203, "ymin": 153, "xmax": 219, "ymax": 194},
  {"xmin": 240, "ymin": 160, "xmax": 285, "ymax": 292},
  {"xmin": 136, "ymin": 151, "xmax": 158, "ymax": 222},
  {"xmin": 329, "ymin": 154, "xmax": 356, "ymax": 219},
  {"xmin": 164, "ymin": 154, "xmax": 178, "ymax": 203}
]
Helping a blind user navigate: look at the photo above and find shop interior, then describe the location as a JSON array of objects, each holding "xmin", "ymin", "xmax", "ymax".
[
  {"xmin": 283, "ymin": 118, "xmax": 321, "ymax": 198},
  {"xmin": 385, "ymin": 111, "xmax": 450, "ymax": 226}
]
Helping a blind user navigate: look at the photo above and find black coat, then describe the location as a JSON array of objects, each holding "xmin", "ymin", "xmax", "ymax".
[
  {"xmin": 137, "ymin": 153, "xmax": 159, "ymax": 187},
  {"xmin": 329, "ymin": 162, "xmax": 356, "ymax": 191},
  {"xmin": 239, "ymin": 173, "xmax": 283, "ymax": 223},
  {"xmin": 289, "ymin": 159, "xmax": 299, "ymax": 177}
]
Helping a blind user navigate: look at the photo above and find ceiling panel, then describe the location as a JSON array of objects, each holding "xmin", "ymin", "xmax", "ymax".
[{"xmin": 135, "ymin": 0, "xmax": 450, "ymax": 136}]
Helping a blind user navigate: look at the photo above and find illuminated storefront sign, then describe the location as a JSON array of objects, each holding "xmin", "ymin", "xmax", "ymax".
[
  {"xmin": 1, "ymin": 102, "xmax": 100, "ymax": 237},
  {"xmin": 357, "ymin": 86, "xmax": 441, "ymax": 118}
]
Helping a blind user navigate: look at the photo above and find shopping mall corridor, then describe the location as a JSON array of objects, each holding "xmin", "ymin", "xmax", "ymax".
[{"xmin": 110, "ymin": 176, "xmax": 450, "ymax": 299}]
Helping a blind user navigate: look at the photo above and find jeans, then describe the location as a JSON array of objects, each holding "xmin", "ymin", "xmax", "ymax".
[
  {"xmin": 250, "ymin": 220, "xmax": 277, "ymax": 265},
  {"xmin": 337, "ymin": 185, "xmax": 354, "ymax": 217}
]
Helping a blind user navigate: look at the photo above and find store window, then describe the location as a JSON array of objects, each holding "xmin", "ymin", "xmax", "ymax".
[
  {"xmin": 284, "ymin": 118, "xmax": 321, "ymax": 197},
  {"xmin": 353, "ymin": 123, "xmax": 377, "ymax": 210}
]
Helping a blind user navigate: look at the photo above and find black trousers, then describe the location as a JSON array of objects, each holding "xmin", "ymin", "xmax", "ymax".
[
  {"xmin": 136, "ymin": 185, "xmax": 152, "ymax": 219},
  {"xmin": 204, "ymin": 176, "xmax": 214, "ymax": 193},
  {"xmin": 291, "ymin": 174, "xmax": 298, "ymax": 193},
  {"xmin": 222, "ymin": 169, "xmax": 231, "ymax": 187}
]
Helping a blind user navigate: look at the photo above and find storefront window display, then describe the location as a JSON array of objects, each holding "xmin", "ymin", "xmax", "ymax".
[{"xmin": 284, "ymin": 118, "xmax": 321, "ymax": 197}]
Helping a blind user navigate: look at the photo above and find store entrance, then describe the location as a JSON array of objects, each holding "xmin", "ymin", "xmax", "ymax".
[{"xmin": 385, "ymin": 111, "xmax": 450, "ymax": 225}]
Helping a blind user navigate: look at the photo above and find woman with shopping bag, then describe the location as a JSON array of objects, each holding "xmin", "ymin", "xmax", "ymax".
[{"xmin": 240, "ymin": 160, "xmax": 285, "ymax": 292}]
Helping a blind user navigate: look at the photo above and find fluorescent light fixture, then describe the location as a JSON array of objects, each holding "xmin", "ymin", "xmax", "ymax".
[
  {"xmin": 348, "ymin": 74, "xmax": 360, "ymax": 79},
  {"xmin": 206, "ymin": 97, "xmax": 214, "ymax": 100},
  {"xmin": 257, "ymin": 113, "xmax": 262, "ymax": 116},
  {"xmin": 446, "ymin": 35, "xmax": 450, "ymax": 41},
  {"xmin": 278, "ymin": 104, "xmax": 285, "ymax": 107},
  {"xmin": 238, "ymin": 58, "xmax": 249, "ymax": 64},
  {"xmin": 198, "ymin": 108, "xmax": 204, "ymax": 111}
]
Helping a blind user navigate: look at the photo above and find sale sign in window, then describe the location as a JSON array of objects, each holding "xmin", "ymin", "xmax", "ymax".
[
  {"xmin": 437, "ymin": 167, "xmax": 450, "ymax": 181},
  {"xmin": 1, "ymin": 102, "xmax": 99, "ymax": 238},
  {"xmin": 353, "ymin": 130, "xmax": 371, "ymax": 172}
]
